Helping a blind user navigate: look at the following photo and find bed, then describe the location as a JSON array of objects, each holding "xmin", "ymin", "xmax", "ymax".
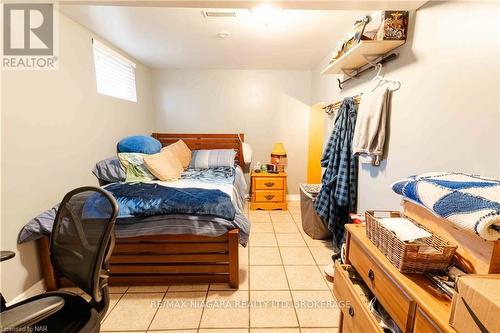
[
  {"xmin": 392, "ymin": 172, "xmax": 500, "ymax": 273},
  {"xmin": 34, "ymin": 133, "xmax": 249, "ymax": 290}
]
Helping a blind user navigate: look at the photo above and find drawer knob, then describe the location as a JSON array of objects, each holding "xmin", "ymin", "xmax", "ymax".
[
  {"xmin": 348, "ymin": 306, "xmax": 354, "ymax": 317},
  {"xmin": 264, "ymin": 194, "xmax": 275, "ymax": 200},
  {"xmin": 368, "ymin": 269, "xmax": 375, "ymax": 281},
  {"xmin": 264, "ymin": 182, "xmax": 275, "ymax": 187}
]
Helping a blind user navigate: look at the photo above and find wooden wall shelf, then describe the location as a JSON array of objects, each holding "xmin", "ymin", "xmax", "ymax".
[{"xmin": 321, "ymin": 39, "xmax": 405, "ymax": 75}]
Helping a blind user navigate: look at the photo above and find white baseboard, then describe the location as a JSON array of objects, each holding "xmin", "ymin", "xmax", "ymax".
[{"xmin": 6, "ymin": 279, "xmax": 46, "ymax": 306}]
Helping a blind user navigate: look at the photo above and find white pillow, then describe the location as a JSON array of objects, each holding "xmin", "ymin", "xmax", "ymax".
[{"xmin": 189, "ymin": 149, "xmax": 237, "ymax": 169}]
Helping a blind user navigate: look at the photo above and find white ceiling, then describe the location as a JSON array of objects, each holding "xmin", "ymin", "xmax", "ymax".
[{"xmin": 61, "ymin": 5, "xmax": 368, "ymax": 69}]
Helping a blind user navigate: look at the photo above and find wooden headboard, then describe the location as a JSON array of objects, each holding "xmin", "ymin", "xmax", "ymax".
[{"xmin": 152, "ymin": 133, "xmax": 245, "ymax": 168}]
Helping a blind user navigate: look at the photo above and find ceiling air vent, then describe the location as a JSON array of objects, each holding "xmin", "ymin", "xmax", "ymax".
[{"xmin": 202, "ymin": 10, "xmax": 238, "ymax": 18}]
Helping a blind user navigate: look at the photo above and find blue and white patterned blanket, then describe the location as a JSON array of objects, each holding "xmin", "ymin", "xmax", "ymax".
[{"xmin": 392, "ymin": 172, "xmax": 500, "ymax": 241}]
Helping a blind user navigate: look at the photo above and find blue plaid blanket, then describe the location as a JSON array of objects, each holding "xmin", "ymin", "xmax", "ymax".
[{"xmin": 392, "ymin": 172, "xmax": 500, "ymax": 241}]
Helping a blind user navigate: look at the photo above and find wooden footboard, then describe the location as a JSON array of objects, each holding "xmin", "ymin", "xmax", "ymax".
[{"xmin": 38, "ymin": 229, "xmax": 240, "ymax": 290}]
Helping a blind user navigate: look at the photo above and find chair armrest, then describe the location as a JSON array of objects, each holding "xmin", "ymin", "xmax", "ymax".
[
  {"xmin": 0, "ymin": 296, "xmax": 64, "ymax": 330},
  {"xmin": 0, "ymin": 251, "xmax": 15, "ymax": 262}
]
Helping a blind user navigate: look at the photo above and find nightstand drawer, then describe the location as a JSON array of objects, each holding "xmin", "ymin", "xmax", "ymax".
[
  {"xmin": 254, "ymin": 190, "xmax": 284, "ymax": 203},
  {"xmin": 255, "ymin": 177, "xmax": 284, "ymax": 190},
  {"xmin": 349, "ymin": 237, "xmax": 414, "ymax": 332}
]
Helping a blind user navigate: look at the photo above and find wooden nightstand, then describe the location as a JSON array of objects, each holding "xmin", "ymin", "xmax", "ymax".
[{"xmin": 250, "ymin": 171, "xmax": 287, "ymax": 210}]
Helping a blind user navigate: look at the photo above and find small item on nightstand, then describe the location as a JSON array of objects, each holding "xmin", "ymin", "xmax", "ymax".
[
  {"xmin": 254, "ymin": 162, "xmax": 261, "ymax": 173},
  {"xmin": 267, "ymin": 164, "xmax": 278, "ymax": 173}
]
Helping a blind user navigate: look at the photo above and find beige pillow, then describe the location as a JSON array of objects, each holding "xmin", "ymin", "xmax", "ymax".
[
  {"xmin": 143, "ymin": 149, "xmax": 183, "ymax": 181},
  {"xmin": 162, "ymin": 140, "xmax": 192, "ymax": 169}
]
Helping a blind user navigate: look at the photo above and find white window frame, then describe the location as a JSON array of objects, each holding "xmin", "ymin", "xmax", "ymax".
[{"xmin": 92, "ymin": 38, "xmax": 137, "ymax": 102}]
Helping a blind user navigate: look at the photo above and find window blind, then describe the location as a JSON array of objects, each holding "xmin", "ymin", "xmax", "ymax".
[{"xmin": 92, "ymin": 38, "xmax": 137, "ymax": 102}]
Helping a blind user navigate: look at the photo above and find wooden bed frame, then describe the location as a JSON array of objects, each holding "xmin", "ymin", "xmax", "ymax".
[
  {"xmin": 39, "ymin": 133, "xmax": 245, "ymax": 290},
  {"xmin": 404, "ymin": 200, "xmax": 500, "ymax": 274}
]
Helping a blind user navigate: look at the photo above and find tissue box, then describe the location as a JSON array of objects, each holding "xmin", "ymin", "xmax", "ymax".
[{"xmin": 449, "ymin": 274, "xmax": 500, "ymax": 333}]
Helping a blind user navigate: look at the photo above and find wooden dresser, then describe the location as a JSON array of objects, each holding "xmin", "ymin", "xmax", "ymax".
[
  {"xmin": 334, "ymin": 224, "xmax": 457, "ymax": 333},
  {"xmin": 250, "ymin": 171, "xmax": 287, "ymax": 210}
]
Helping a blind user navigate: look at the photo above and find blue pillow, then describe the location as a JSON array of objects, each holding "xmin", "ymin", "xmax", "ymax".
[{"xmin": 117, "ymin": 135, "xmax": 161, "ymax": 154}]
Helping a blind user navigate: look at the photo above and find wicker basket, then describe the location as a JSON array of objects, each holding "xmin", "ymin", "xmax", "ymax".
[{"xmin": 365, "ymin": 211, "xmax": 457, "ymax": 274}]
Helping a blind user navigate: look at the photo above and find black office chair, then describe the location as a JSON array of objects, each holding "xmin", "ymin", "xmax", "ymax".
[{"xmin": 0, "ymin": 186, "xmax": 119, "ymax": 333}]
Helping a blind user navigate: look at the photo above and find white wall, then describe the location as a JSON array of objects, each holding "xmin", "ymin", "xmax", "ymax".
[
  {"xmin": 152, "ymin": 69, "xmax": 311, "ymax": 193},
  {"xmin": 1, "ymin": 13, "xmax": 155, "ymax": 300},
  {"xmin": 311, "ymin": 1, "xmax": 500, "ymax": 213}
]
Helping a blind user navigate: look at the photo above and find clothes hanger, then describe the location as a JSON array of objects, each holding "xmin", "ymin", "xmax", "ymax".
[
  {"xmin": 372, "ymin": 78, "xmax": 401, "ymax": 92},
  {"xmin": 372, "ymin": 63, "xmax": 383, "ymax": 82},
  {"xmin": 370, "ymin": 64, "xmax": 401, "ymax": 92}
]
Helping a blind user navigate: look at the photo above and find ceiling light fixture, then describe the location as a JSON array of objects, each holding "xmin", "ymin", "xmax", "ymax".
[
  {"xmin": 217, "ymin": 31, "xmax": 231, "ymax": 39},
  {"xmin": 251, "ymin": 4, "xmax": 283, "ymax": 26}
]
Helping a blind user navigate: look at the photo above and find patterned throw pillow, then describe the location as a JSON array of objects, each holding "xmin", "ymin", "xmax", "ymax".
[
  {"xmin": 118, "ymin": 152, "xmax": 156, "ymax": 182},
  {"xmin": 143, "ymin": 149, "xmax": 183, "ymax": 181},
  {"xmin": 189, "ymin": 149, "xmax": 237, "ymax": 169}
]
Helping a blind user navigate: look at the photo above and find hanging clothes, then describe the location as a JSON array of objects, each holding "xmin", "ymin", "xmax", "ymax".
[
  {"xmin": 314, "ymin": 97, "xmax": 358, "ymax": 251},
  {"xmin": 352, "ymin": 84, "xmax": 390, "ymax": 166}
]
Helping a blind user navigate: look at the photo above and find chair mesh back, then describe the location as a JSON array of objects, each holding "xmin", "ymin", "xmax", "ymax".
[{"xmin": 50, "ymin": 187, "xmax": 118, "ymax": 301}]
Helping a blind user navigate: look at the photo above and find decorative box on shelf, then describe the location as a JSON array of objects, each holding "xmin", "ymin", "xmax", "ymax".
[
  {"xmin": 250, "ymin": 171, "xmax": 287, "ymax": 211},
  {"xmin": 322, "ymin": 10, "xmax": 408, "ymax": 80}
]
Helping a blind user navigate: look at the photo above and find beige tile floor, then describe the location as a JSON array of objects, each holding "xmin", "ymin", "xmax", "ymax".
[{"xmin": 70, "ymin": 201, "xmax": 340, "ymax": 333}]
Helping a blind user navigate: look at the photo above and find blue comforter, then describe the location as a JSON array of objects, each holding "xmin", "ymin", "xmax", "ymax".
[{"xmin": 88, "ymin": 182, "xmax": 235, "ymax": 221}]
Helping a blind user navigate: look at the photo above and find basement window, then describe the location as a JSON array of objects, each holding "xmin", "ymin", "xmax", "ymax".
[{"xmin": 92, "ymin": 38, "xmax": 137, "ymax": 102}]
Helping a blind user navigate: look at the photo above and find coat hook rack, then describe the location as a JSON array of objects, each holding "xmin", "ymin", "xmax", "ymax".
[{"xmin": 337, "ymin": 53, "xmax": 398, "ymax": 90}]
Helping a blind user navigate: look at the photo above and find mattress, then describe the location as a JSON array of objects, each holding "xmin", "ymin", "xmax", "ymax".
[{"xmin": 19, "ymin": 166, "xmax": 250, "ymax": 245}]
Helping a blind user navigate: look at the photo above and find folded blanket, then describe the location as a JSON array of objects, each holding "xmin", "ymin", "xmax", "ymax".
[{"xmin": 392, "ymin": 172, "xmax": 500, "ymax": 241}]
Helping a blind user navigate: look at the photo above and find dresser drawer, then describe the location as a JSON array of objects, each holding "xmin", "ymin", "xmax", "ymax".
[
  {"xmin": 255, "ymin": 177, "xmax": 284, "ymax": 190},
  {"xmin": 349, "ymin": 237, "xmax": 414, "ymax": 332},
  {"xmin": 413, "ymin": 307, "xmax": 444, "ymax": 333},
  {"xmin": 254, "ymin": 190, "xmax": 284, "ymax": 203},
  {"xmin": 333, "ymin": 262, "xmax": 383, "ymax": 333}
]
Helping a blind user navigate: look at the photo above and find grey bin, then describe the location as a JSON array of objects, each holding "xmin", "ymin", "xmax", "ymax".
[{"xmin": 299, "ymin": 184, "xmax": 332, "ymax": 240}]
